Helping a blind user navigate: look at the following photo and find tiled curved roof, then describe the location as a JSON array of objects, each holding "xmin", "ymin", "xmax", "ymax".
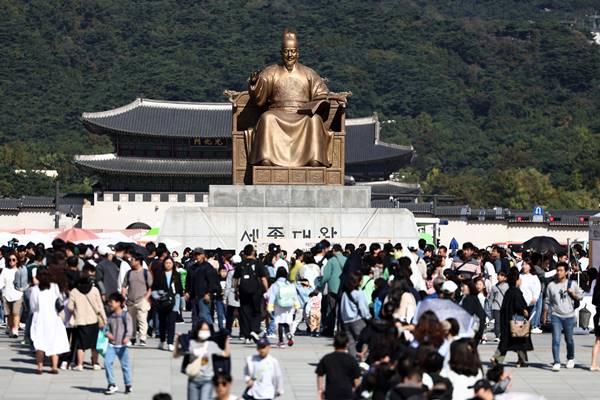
[
  {"xmin": 345, "ymin": 115, "xmax": 413, "ymax": 164},
  {"xmin": 82, "ymin": 98, "xmax": 232, "ymax": 138},
  {"xmin": 74, "ymin": 154, "xmax": 231, "ymax": 177}
]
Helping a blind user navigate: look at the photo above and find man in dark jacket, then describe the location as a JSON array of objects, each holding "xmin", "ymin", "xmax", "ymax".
[
  {"xmin": 233, "ymin": 244, "xmax": 269, "ymax": 343},
  {"xmin": 96, "ymin": 246, "xmax": 120, "ymax": 300},
  {"xmin": 185, "ymin": 247, "xmax": 218, "ymax": 327}
]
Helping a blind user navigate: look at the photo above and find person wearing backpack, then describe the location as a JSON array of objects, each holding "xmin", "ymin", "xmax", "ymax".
[
  {"xmin": 121, "ymin": 253, "xmax": 153, "ymax": 346},
  {"xmin": 233, "ymin": 245, "xmax": 269, "ymax": 344},
  {"xmin": 543, "ymin": 262, "xmax": 584, "ymax": 371},
  {"xmin": 267, "ymin": 267, "xmax": 300, "ymax": 348}
]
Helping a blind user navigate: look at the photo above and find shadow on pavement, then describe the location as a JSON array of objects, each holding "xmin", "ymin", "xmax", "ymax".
[
  {"xmin": 71, "ymin": 386, "xmax": 105, "ymax": 394},
  {"xmin": 0, "ymin": 365, "xmax": 38, "ymax": 374}
]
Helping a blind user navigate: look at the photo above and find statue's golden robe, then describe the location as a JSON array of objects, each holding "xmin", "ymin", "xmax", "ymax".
[{"xmin": 248, "ymin": 63, "xmax": 332, "ymax": 167}]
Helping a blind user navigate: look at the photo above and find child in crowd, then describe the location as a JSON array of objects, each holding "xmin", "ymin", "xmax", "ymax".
[
  {"xmin": 215, "ymin": 266, "xmax": 228, "ymax": 332},
  {"xmin": 104, "ymin": 292, "xmax": 133, "ymax": 395},
  {"xmin": 244, "ymin": 337, "xmax": 284, "ymax": 400},
  {"xmin": 291, "ymin": 278, "xmax": 312, "ymax": 336},
  {"xmin": 306, "ymin": 290, "xmax": 322, "ymax": 337},
  {"xmin": 267, "ymin": 267, "xmax": 299, "ymax": 348}
]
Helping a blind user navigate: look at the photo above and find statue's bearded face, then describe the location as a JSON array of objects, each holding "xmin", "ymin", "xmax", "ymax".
[{"xmin": 281, "ymin": 41, "xmax": 299, "ymax": 71}]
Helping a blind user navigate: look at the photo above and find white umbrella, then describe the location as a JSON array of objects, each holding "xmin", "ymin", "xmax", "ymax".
[{"xmin": 413, "ymin": 298, "xmax": 478, "ymax": 338}]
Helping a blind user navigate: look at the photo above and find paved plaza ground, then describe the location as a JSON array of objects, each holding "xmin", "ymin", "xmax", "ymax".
[{"xmin": 0, "ymin": 320, "xmax": 599, "ymax": 400}]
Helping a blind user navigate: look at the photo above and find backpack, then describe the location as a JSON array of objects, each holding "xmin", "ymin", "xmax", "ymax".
[
  {"xmin": 238, "ymin": 260, "xmax": 260, "ymax": 296},
  {"xmin": 125, "ymin": 268, "xmax": 150, "ymax": 291},
  {"xmin": 276, "ymin": 281, "xmax": 296, "ymax": 307},
  {"xmin": 567, "ymin": 279, "xmax": 581, "ymax": 309}
]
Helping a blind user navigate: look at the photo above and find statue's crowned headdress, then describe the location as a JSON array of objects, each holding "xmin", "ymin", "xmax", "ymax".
[{"xmin": 282, "ymin": 28, "xmax": 298, "ymax": 48}]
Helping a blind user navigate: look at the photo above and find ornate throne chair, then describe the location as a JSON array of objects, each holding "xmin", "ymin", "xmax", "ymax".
[{"xmin": 224, "ymin": 90, "xmax": 349, "ymax": 185}]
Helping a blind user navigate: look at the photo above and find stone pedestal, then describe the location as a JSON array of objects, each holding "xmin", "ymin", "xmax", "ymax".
[
  {"xmin": 159, "ymin": 185, "xmax": 418, "ymax": 252},
  {"xmin": 252, "ymin": 166, "xmax": 343, "ymax": 186},
  {"xmin": 208, "ymin": 185, "xmax": 370, "ymax": 208}
]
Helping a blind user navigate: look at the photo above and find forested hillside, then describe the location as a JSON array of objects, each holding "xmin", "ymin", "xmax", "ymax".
[{"xmin": 1, "ymin": 0, "xmax": 600, "ymax": 208}]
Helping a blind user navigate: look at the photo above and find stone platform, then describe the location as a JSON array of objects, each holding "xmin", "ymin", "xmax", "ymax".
[
  {"xmin": 160, "ymin": 185, "xmax": 418, "ymax": 252},
  {"xmin": 208, "ymin": 184, "xmax": 370, "ymax": 208}
]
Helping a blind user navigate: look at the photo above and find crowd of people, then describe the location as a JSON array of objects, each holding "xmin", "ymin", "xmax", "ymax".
[{"xmin": 0, "ymin": 237, "xmax": 596, "ymax": 399}]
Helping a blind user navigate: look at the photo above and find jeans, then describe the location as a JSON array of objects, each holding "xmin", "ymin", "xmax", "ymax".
[
  {"xmin": 321, "ymin": 293, "xmax": 338, "ymax": 337},
  {"xmin": 267, "ymin": 311, "xmax": 275, "ymax": 335},
  {"xmin": 551, "ymin": 315, "xmax": 575, "ymax": 364},
  {"xmin": 187, "ymin": 376, "xmax": 213, "ymax": 400},
  {"xmin": 104, "ymin": 345, "xmax": 131, "ymax": 386},
  {"xmin": 343, "ymin": 319, "xmax": 366, "ymax": 358},
  {"xmin": 531, "ymin": 295, "xmax": 543, "ymax": 328},
  {"xmin": 193, "ymin": 298, "xmax": 213, "ymax": 327},
  {"xmin": 492, "ymin": 310, "xmax": 501, "ymax": 338},
  {"xmin": 214, "ymin": 299, "xmax": 226, "ymax": 331},
  {"xmin": 225, "ymin": 305, "xmax": 239, "ymax": 333}
]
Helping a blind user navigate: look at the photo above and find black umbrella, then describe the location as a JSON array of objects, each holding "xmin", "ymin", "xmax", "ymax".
[
  {"xmin": 114, "ymin": 242, "xmax": 149, "ymax": 257},
  {"xmin": 522, "ymin": 236, "xmax": 564, "ymax": 253}
]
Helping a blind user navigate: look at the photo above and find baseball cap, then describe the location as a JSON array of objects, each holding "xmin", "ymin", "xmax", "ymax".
[
  {"xmin": 231, "ymin": 254, "xmax": 242, "ymax": 264},
  {"xmin": 407, "ymin": 240, "xmax": 419, "ymax": 251},
  {"xmin": 256, "ymin": 337, "xmax": 270, "ymax": 348},
  {"xmin": 97, "ymin": 245, "xmax": 114, "ymax": 257},
  {"xmin": 441, "ymin": 280, "xmax": 458, "ymax": 293},
  {"xmin": 469, "ymin": 379, "xmax": 492, "ymax": 391},
  {"xmin": 268, "ymin": 243, "xmax": 280, "ymax": 254},
  {"xmin": 193, "ymin": 247, "xmax": 205, "ymax": 255}
]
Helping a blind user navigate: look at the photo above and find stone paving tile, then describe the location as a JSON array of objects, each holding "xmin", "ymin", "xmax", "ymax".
[{"xmin": 1, "ymin": 322, "xmax": 598, "ymax": 400}]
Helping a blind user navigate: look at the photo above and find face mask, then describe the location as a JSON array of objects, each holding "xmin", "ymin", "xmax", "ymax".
[{"xmin": 198, "ymin": 331, "xmax": 211, "ymax": 341}]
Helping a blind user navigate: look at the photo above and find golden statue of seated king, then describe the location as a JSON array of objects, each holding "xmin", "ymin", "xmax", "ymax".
[{"xmin": 247, "ymin": 29, "xmax": 334, "ymax": 168}]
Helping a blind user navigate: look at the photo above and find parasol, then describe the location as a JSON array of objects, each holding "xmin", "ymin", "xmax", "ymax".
[
  {"xmin": 522, "ymin": 236, "xmax": 564, "ymax": 253},
  {"xmin": 413, "ymin": 298, "xmax": 478, "ymax": 338}
]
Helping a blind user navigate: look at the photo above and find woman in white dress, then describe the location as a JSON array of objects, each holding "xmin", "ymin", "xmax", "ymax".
[{"xmin": 30, "ymin": 270, "xmax": 70, "ymax": 374}]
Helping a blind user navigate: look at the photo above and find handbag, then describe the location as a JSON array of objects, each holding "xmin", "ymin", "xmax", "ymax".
[
  {"xmin": 96, "ymin": 327, "xmax": 109, "ymax": 356},
  {"xmin": 55, "ymin": 298, "xmax": 64, "ymax": 314},
  {"xmin": 185, "ymin": 342, "xmax": 209, "ymax": 378},
  {"xmin": 84, "ymin": 291, "xmax": 106, "ymax": 327},
  {"xmin": 509, "ymin": 314, "xmax": 530, "ymax": 338}
]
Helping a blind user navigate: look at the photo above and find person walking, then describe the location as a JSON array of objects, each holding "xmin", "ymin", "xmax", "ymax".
[
  {"xmin": 122, "ymin": 253, "xmax": 152, "ymax": 346},
  {"xmin": 489, "ymin": 271, "xmax": 508, "ymax": 342},
  {"xmin": 68, "ymin": 274, "xmax": 107, "ymax": 370},
  {"xmin": 29, "ymin": 270, "xmax": 70, "ymax": 374},
  {"xmin": 319, "ymin": 244, "xmax": 345, "ymax": 337},
  {"xmin": 590, "ymin": 272, "xmax": 600, "ymax": 371},
  {"xmin": 267, "ymin": 267, "xmax": 299, "ymax": 348},
  {"xmin": 243, "ymin": 337, "xmax": 284, "ymax": 400},
  {"xmin": 543, "ymin": 262, "xmax": 584, "ymax": 371},
  {"xmin": 183, "ymin": 321, "xmax": 231, "ymax": 400},
  {"xmin": 0, "ymin": 251, "xmax": 24, "ymax": 338},
  {"xmin": 103, "ymin": 293, "xmax": 133, "ymax": 395},
  {"xmin": 491, "ymin": 268, "xmax": 533, "ymax": 367},
  {"xmin": 224, "ymin": 255, "xmax": 241, "ymax": 335},
  {"xmin": 519, "ymin": 259, "xmax": 541, "ymax": 320},
  {"xmin": 152, "ymin": 256, "xmax": 183, "ymax": 351},
  {"xmin": 185, "ymin": 248, "xmax": 218, "ymax": 327},
  {"xmin": 316, "ymin": 332, "xmax": 361, "ymax": 400},
  {"xmin": 339, "ymin": 272, "xmax": 371, "ymax": 358},
  {"xmin": 212, "ymin": 373, "xmax": 237, "ymax": 400},
  {"xmin": 95, "ymin": 245, "xmax": 120, "ymax": 300},
  {"xmin": 233, "ymin": 245, "xmax": 268, "ymax": 343}
]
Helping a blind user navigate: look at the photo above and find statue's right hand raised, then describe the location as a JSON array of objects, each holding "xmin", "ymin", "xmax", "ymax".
[{"xmin": 249, "ymin": 70, "xmax": 260, "ymax": 85}]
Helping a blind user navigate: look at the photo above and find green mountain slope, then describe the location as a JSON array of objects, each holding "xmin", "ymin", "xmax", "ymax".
[{"xmin": 1, "ymin": 0, "xmax": 599, "ymax": 207}]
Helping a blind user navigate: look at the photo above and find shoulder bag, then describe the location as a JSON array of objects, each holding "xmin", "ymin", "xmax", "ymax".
[{"xmin": 509, "ymin": 314, "xmax": 530, "ymax": 338}]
